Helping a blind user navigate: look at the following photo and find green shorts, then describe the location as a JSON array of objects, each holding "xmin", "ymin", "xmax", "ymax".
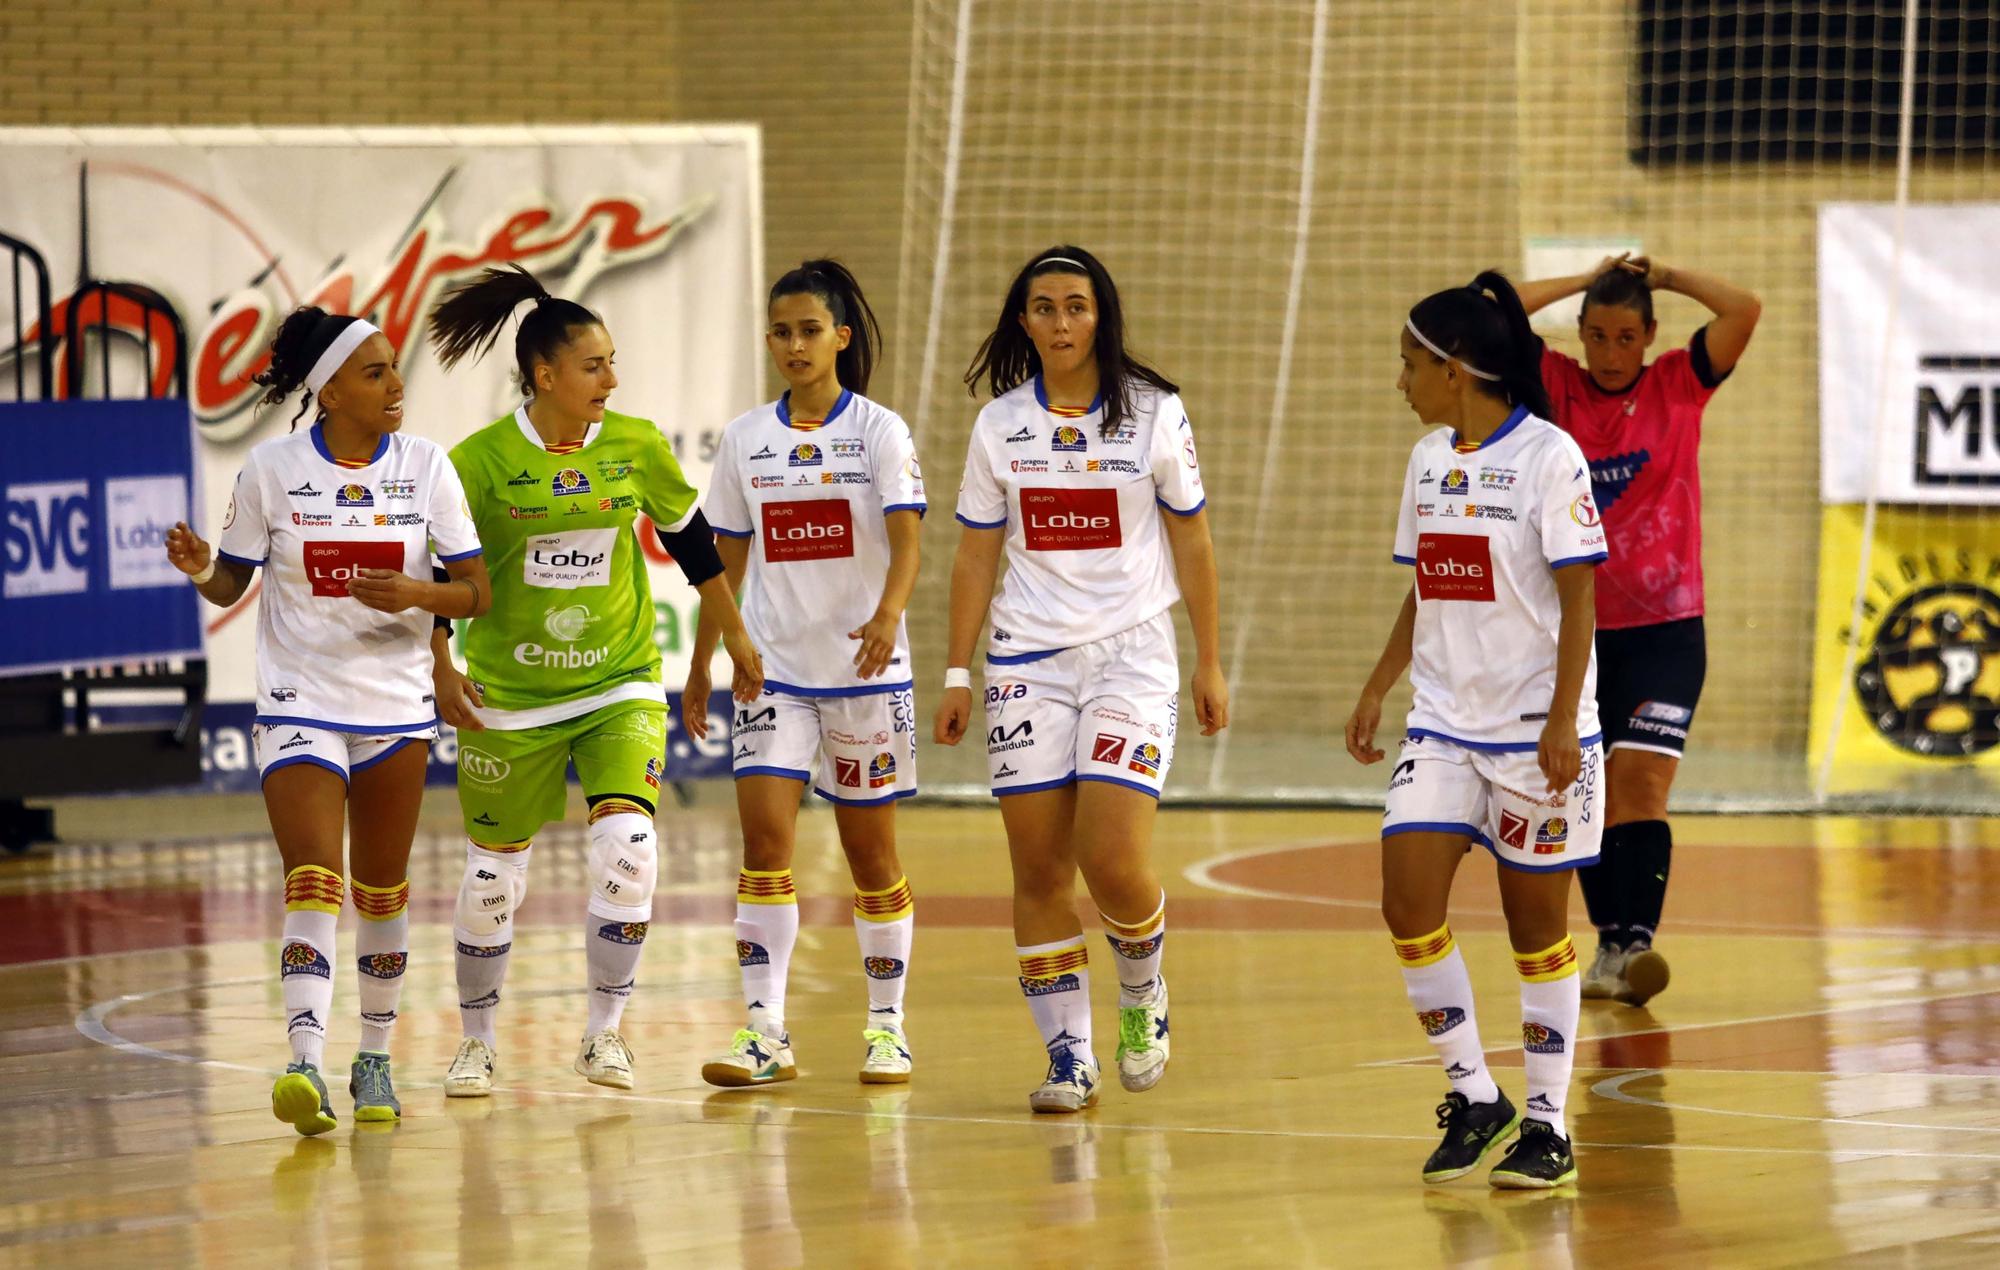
[{"xmin": 454, "ymin": 699, "xmax": 667, "ymax": 846}]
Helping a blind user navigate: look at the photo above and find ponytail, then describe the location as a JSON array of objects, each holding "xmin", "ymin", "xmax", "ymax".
[
  {"xmin": 428, "ymin": 264, "xmax": 602, "ymax": 396},
  {"xmin": 1406, "ymin": 270, "xmax": 1552, "ymax": 420},
  {"xmin": 768, "ymin": 259, "xmax": 881, "ymax": 394}
]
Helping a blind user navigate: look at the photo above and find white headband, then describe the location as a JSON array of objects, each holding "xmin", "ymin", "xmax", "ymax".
[
  {"xmin": 1405, "ymin": 317, "xmax": 1500, "ymax": 381},
  {"xmin": 304, "ymin": 318, "xmax": 383, "ymax": 395},
  {"xmin": 1036, "ymin": 256, "xmax": 1089, "ymax": 272}
]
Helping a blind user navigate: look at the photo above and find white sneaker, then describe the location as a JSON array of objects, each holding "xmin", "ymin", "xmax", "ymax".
[
  {"xmin": 1580, "ymin": 943, "xmax": 1628, "ymax": 1000},
  {"xmin": 1115, "ymin": 979, "xmax": 1170, "ymax": 1093},
  {"xmin": 859, "ymin": 1027, "xmax": 913, "ymax": 1084},
  {"xmin": 575, "ymin": 1029, "xmax": 635, "ymax": 1090},
  {"xmin": 1028, "ymin": 1046, "xmax": 1101, "ymax": 1114},
  {"xmin": 701, "ymin": 1029, "xmax": 797, "ymax": 1088},
  {"xmin": 444, "ymin": 1036, "xmax": 496, "ymax": 1098}
]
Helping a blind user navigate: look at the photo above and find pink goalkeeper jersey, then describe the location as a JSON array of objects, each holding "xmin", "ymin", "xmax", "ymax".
[{"xmin": 1539, "ymin": 333, "xmax": 1724, "ymax": 631}]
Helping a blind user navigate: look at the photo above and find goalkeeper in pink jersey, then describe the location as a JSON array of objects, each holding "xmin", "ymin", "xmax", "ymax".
[
  {"xmin": 1516, "ymin": 254, "xmax": 1761, "ymax": 1006},
  {"xmin": 1347, "ymin": 271, "xmax": 1605, "ymax": 1189}
]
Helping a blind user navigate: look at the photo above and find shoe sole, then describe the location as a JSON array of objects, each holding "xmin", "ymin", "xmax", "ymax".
[
  {"xmin": 1619, "ymin": 950, "xmax": 1670, "ymax": 1005},
  {"xmin": 577, "ymin": 1062, "xmax": 635, "ymax": 1091},
  {"xmin": 1117, "ymin": 1052, "xmax": 1168, "ymax": 1093},
  {"xmin": 859, "ymin": 1069, "xmax": 911, "ymax": 1085},
  {"xmin": 1489, "ymin": 1164, "xmax": 1579, "ymax": 1190},
  {"xmin": 1028, "ymin": 1093, "xmax": 1099, "ymax": 1114},
  {"xmin": 1579, "ymin": 977, "xmax": 1615, "ymax": 1000},
  {"xmin": 702, "ymin": 1063, "xmax": 797, "ymax": 1088},
  {"xmin": 353, "ymin": 1104, "xmax": 401, "ymax": 1123},
  {"xmin": 1421, "ymin": 1110, "xmax": 1523, "ymax": 1184},
  {"xmin": 443, "ymin": 1079, "xmax": 492, "ymax": 1098},
  {"xmin": 272, "ymin": 1073, "xmax": 336, "ymax": 1137}
]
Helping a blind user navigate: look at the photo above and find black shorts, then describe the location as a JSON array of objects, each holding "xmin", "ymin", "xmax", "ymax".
[{"xmin": 1595, "ymin": 616, "xmax": 1706, "ymax": 758}]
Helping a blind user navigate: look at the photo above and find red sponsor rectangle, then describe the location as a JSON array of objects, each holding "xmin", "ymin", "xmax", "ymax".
[
  {"xmin": 762, "ymin": 498, "xmax": 854, "ymax": 562},
  {"xmin": 1415, "ymin": 533, "xmax": 1495, "ymax": 602},
  {"xmin": 1091, "ymin": 733, "xmax": 1127, "ymax": 765},
  {"xmin": 302, "ymin": 539, "xmax": 405, "ymax": 597},
  {"xmin": 1021, "ymin": 487, "xmax": 1121, "ymax": 551},
  {"xmin": 834, "ymin": 755, "xmax": 862, "ymax": 787}
]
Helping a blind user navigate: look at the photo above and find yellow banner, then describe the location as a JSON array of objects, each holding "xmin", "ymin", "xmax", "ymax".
[{"xmin": 1809, "ymin": 505, "xmax": 2000, "ymax": 794}]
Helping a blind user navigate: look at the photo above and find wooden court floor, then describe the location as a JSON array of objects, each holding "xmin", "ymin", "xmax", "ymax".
[{"xmin": 5, "ymin": 794, "xmax": 2000, "ymax": 1267}]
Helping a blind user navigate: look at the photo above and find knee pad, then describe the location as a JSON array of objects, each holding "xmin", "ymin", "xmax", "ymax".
[
  {"xmin": 455, "ymin": 846, "xmax": 530, "ymax": 944},
  {"xmin": 585, "ymin": 812, "xmax": 657, "ymax": 922}
]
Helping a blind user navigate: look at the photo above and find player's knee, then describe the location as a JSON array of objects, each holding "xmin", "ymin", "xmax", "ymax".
[
  {"xmin": 455, "ymin": 848, "xmax": 524, "ymax": 944},
  {"xmin": 1011, "ymin": 852, "xmax": 1073, "ymax": 904},
  {"xmin": 740, "ymin": 823, "xmax": 794, "ymax": 873},
  {"xmin": 587, "ymin": 811, "xmax": 658, "ymax": 920},
  {"xmin": 1381, "ymin": 889, "xmax": 1445, "ymax": 940}
]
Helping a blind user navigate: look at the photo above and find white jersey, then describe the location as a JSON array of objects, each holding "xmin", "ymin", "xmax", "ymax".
[
  {"xmin": 1392, "ymin": 408, "xmax": 1606, "ymax": 749},
  {"xmin": 705, "ymin": 390, "xmax": 926, "ymax": 695},
  {"xmin": 218, "ymin": 423, "xmax": 482, "ymax": 732},
  {"xmin": 954, "ymin": 378, "xmax": 1205, "ymax": 660}
]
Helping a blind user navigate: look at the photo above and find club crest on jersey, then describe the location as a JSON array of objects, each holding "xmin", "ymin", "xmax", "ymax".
[
  {"xmin": 643, "ymin": 756, "xmax": 664, "ymax": 789},
  {"xmin": 551, "ymin": 468, "xmax": 592, "ymax": 496},
  {"xmin": 1417, "ymin": 1006, "xmax": 1466, "ymax": 1036},
  {"xmin": 335, "ymin": 483, "xmax": 373, "ymax": 507},
  {"xmin": 357, "ymin": 952, "xmax": 407, "ymax": 979},
  {"xmin": 1535, "ymin": 817, "xmax": 1569, "ymax": 853},
  {"xmin": 280, "ymin": 941, "xmax": 330, "ymax": 978},
  {"xmin": 789, "ymin": 443, "xmax": 822, "ymax": 467},
  {"xmin": 1051, "ymin": 425, "xmax": 1087, "ymax": 452},
  {"xmin": 1439, "ymin": 469, "xmax": 1469, "ymax": 495},
  {"xmin": 864, "ymin": 956, "xmax": 906, "ymax": 980},
  {"xmin": 1127, "ymin": 742, "xmax": 1162, "ymax": 775},
  {"xmin": 597, "ymin": 922, "xmax": 650, "ymax": 945},
  {"xmin": 1522, "ymin": 1022, "xmax": 1566, "ymax": 1054}
]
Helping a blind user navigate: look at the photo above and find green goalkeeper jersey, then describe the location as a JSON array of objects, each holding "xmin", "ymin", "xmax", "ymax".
[{"xmin": 450, "ymin": 406, "xmax": 700, "ymax": 727}]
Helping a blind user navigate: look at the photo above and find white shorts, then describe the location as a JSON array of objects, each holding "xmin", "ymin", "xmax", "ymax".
[
  {"xmin": 985, "ymin": 610, "xmax": 1179, "ymax": 798},
  {"xmin": 730, "ymin": 687, "xmax": 918, "ymax": 806},
  {"xmin": 1381, "ymin": 734, "xmax": 1603, "ymax": 872},
  {"xmin": 252, "ymin": 723, "xmax": 436, "ymax": 785}
]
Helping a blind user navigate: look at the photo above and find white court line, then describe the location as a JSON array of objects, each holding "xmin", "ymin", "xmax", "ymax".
[
  {"xmin": 1591, "ymin": 1068, "xmax": 2000, "ymax": 1135},
  {"xmin": 1183, "ymin": 840, "xmax": 2000, "ymax": 942},
  {"xmin": 71, "ymin": 972, "xmax": 2000, "ymax": 1164}
]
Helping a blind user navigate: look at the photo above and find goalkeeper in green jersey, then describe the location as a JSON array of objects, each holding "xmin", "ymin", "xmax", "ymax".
[{"xmin": 424, "ymin": 265, "xmax": 762, "ymax": 1096}]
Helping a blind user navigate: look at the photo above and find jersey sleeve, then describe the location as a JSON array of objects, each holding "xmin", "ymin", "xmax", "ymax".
[
  {"xmin": 954, "ymin": 419, "xmax": 1007, "ymax": 529},
  {"xmin": 872, "ymin": 411, "xmax": 928, "ymax": 517},
  {"xmin": 704, "ymin": 427, "xmax": 754, "ymax": 539},
  {"xmin": 1539, "ymin": 436, "xmax": 1609, "ymax": 569},
  {"xmin": 1657, "ymin": 342, "xmax": 1722, "ymax": 409},
  {"xmin": 426, "ymin": 446, "xmax": 483, "ymax": 562},
  {"xmin": 1392, "ymin": 444, "xmax": 1420, "ymax": 566},
  {"xmin": 216, "ymin": 450, "xmax": 268, "ymax": 567},
  {"xmin": 1149, "ymin": 395, "xmax": 1206, "ymax": 516},
  {"xmin": 641, "ymin": 426, "xmax": 702, "ymax": 534},
  {"xmin": 1538, "ymin": 339, "xmax": 1584, "ymax": 400}
]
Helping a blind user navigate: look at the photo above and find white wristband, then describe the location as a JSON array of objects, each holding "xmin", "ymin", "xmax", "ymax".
[
  {"xmin": 943, "ymin": 667, "xmax": 972, "ymax": 691},
  {"xmin": 190, "ymin": 559, "xmax": 216, "ymax": 586}
]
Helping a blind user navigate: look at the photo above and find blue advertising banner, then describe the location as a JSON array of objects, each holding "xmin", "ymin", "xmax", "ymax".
[{"xmin": 0, "ymin": 400, "xmax": 202, "ymax": 674}]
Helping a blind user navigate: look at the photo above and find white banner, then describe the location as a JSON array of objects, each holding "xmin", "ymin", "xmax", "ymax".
[
  {"xmin": 0, "ymin": 126, "xmax": 763, "ymax": 701},
  {"xmin": 1820, "ymin": 202, "xmax": 2000, "ymax": 505}
]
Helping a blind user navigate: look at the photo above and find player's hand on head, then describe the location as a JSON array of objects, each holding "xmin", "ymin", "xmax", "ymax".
[
  {"xmin": 724, "ymin": 629, "xmax": 764, "ymax": 703},
  {"xmin": 1192, "ymin": 663, "xmax": 1229, "ymax": 736},
  {"xmin": 933, "ymin": 687, "xmax": 971, "ymax": 746},
  {"xmin": 434, "ymin": 663, "xmax": 485, "ymax": 732},
  {"xmin": 849, "ymin": 611, "xmax": 900, "ymax": 680},
  {"xmin": 1537, "ymin": 715, "xmax": 1581, "ymax": 794},
  {"xmin": 1345, "ymin": 691, "xmax": 1385, "ymax": 764},
  {"xmin": 164, "ymin": 522, "xmax": 212, "ymax": 576},
  {"xmin": 347, "ymin": 568, "xmax": 423, "ymax": 612},
  {"xmin": 681, "ymin": 663, "xmax": 712, "ymax": 741}
]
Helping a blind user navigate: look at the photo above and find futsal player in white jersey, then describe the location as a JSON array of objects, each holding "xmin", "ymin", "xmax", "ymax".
[
  {"xmin": 1345, "ymin": 272, "xmax": 1606, "ymax": 1189},
  {"xmin": 934, "ymin": 246, "xmax": 1228, "ymax": 1113},
  {"xmin": 164, "ymin": 308, "xmax": 490, "ymax": 1135},
  {"xmin": 682, "ymin": 261, "xmax": 926, "ymax": 1087}
]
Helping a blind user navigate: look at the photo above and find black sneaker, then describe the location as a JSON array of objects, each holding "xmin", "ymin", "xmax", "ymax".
[
  {"xmin": 1422, "ymin": 1090, "xmax": 1522, "ymax": 1183},
  {"xmin": 1488, "ymin": 1117, "xmax": 1578, "ymax": 1189}
]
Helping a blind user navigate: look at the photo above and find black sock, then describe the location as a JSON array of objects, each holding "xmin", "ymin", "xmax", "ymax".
[
  {"xmin": 1578, "ymin": 823, "xmax": 1632, "ymax": 948},
  {"xmin": 1622, "ymin": 819, "xmax": 1672, "ymax": 944}
]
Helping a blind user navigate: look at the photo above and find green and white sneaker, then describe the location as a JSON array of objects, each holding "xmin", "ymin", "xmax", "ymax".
[
  {"xmin": 859, "ymin": 1027, "xmax": 912, "ymax": 1084},
  {"xmin": 1028, "ymin": 1046, "xmax": 1101, "ymax": 1114},
  {"xmin": 444, "ymin": 1037, "xmax": 496, "ymax": 1098},
  {"xmin": 1116, "ymin": 978, "xmax": 1170, "ymax": 1092},
  {"xmin": 575, "ymin": 1030, "xmax": 635, "ymax": 1090},
  {"xmin": 348, "ymin": 1051, "xmax": 401, "ymax": 1123},
  {"xmin": 272, "ymin": 1060, "xmax": 337, "ymax": 1137},
  {"xmin": 701, "ymin": 1029, "xmax": 797, "ymax": 1088}
]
